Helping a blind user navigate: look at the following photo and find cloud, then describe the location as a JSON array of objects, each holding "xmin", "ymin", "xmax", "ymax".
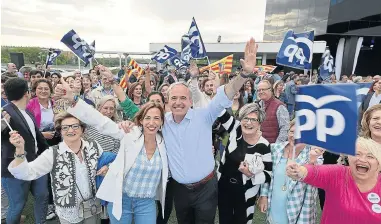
[{"xmin": 1, "ymin": 0, "xmax": 266, "ymax": 52}]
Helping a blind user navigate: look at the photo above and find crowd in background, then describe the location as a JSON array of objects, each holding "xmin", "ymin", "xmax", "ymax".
[{"xmin": 1, "ymin": 39, "xmax": 381, "ymax": 224}]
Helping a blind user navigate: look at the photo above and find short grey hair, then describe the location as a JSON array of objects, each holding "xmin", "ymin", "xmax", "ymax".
[
  {"xmin": 167, "ymin": 82, "xmax": 192, "ymax": 100},
  {"xmin": 238, "ymin": 103, "xmax": 266, "ymax": 123}
]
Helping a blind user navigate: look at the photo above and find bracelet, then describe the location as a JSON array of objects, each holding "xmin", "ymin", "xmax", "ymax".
[{"xmin": 14, "ymin": 152, "xmax": 27, "ymax": 160}]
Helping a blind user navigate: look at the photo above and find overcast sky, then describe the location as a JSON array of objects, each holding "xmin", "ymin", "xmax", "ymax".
[{"xmin": 1, "ymin": 0, "xmax": 266, "ymax": 52}]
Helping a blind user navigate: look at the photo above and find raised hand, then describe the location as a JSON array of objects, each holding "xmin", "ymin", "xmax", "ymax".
[
  {"xmin": 54, "ymin": 77, "xmax": 75, "ymax": 102},
  {"xmin": 189, "ymin": 62, "xmax": 199, "ymax": 78},
  {"xmin": 240, "ymin": 38, "xmax": 258, "ymax": 74},
  {"xmin": 98, "ymin": 65, "xmax": 114, "ymax": 83}
]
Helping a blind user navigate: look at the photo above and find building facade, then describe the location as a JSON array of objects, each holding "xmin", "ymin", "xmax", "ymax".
[{"xmin": 264, "ymin": 0, "xmax": 381, "ymax": 76}]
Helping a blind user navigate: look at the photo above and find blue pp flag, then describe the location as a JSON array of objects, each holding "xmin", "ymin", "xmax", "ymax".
[
  {"xmin": 356, "ymin": 82, "xmax": 372, "ymax": 109},
  {"xmin": 294, "ymin": 84, "xmax": 358, "ymax": 155},
  {"xmin": 181, "ymin": 17, "xmax": 207, "ymax": 59},
  {"xmin": 46, "ymin": 49, "xmax": 61, "ymax": 66},
  {"xmin": 152, "ymin": 45, "xmax": 178, "ymax": 63},
  {"xmin": 276, "ymin": 30, "xmax": 314, "ymax": 70},
  {"xmin": 319, "ymin": 48, "xmax": 335, "ymax": 81},
  {"xmin": 61, "ymin": 29, "xmax": 95, "ymax": 66},
  {"xmin": 180, "ymin": 41, "xmax": 192, "ymax": 63},
  {"xmin": 169, "ymin": 55, "xmax": 188, "ymax": 69}
]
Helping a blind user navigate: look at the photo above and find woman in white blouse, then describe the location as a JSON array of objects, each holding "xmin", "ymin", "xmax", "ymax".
[
  {"xmin": 8, "ymin": 112, "xmax": 108, "ymax": 224},
  {"xmin": 55, "ymin": 70, "xmax": 169, "ymax": 224}
]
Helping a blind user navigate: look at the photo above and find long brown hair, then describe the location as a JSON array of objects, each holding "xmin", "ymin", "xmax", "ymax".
[{"xmin": 361, "ymin": 104, "xmax": 381, "ymax": 138}]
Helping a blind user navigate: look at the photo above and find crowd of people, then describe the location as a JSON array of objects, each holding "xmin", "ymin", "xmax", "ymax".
[{"xmin": 1, "ymin": 37, "xmax": 381, "ymax": 224}]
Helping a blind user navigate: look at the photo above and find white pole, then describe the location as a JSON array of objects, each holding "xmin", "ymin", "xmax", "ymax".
[{"xmin": 78, "ymin": 56, "xmax": 81, "ymax": 71}]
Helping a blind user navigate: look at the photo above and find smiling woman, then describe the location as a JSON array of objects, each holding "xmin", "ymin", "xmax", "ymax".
[
  {"xmin": 7, "ymin": 112, "xmax": 109, "ymax": 224},
  {"xmin": 286, "ymin": 137, "xmax": 381, "ymax": 224},
  {"xmin": 361, "ymin": 104, "xmax": 381, "ymax": 144}
]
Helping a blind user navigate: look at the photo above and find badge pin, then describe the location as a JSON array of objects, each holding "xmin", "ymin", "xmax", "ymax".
[
  {"xmin": 372, "ymin": 204, "xmax": 381, "ymax": 214},
  {"xmin": 368, "ymin": 193, "xmax": 380, "ymax": 204}
]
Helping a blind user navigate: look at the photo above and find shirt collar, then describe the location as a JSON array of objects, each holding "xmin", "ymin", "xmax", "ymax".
[
  {"xmin": 167, "ymin": 109, "xmax": 194, "ymax": 123},
  {"xmin": 39, "ymin": 100, "xmax": 52, "ymax": 110},
  {"xmin": 57, "ymin": 139, "xmax": 88, "ymax": 155}
]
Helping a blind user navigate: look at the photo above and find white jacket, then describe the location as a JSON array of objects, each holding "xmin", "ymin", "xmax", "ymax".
[{"xmin": 67, "ymin": 99, "xmax": 168, "ymax": 220}]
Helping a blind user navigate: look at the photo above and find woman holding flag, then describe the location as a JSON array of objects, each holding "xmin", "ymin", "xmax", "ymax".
[
  {"xmin": 286, "ymin": 137, "xmax": 381, "ymax": 223},
  {"xmin": 258, "ymin": 120, "xmax": 321, "ymax": 224}
]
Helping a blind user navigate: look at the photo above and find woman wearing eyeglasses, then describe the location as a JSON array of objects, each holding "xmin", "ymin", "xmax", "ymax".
[
  {"xmin": 8, "ymin": 112, "xmax": 110, "ymax": 224},
  {"xmin": 217, "ymin": 103, "xmax": 272, "ymax": 224}
]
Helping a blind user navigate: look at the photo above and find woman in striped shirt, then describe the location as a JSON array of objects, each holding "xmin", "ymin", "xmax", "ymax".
[{"xmin": 217, "ymin": 103, "xmax": 272, "ymax": 224}]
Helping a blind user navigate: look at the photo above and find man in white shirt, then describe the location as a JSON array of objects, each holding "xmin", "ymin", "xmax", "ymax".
[{"xmin": 1, "ymin": 78, "xmax": 49, "ymax": 224}]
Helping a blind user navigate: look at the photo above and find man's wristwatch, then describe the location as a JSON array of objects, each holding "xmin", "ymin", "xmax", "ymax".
[
  {"xmin": 240, "ymin": 71, "xmax": 251, "ymax": 78},
  {"xmin": 14, "ymin": 152, "xmax": 26, "ymax": 160}
]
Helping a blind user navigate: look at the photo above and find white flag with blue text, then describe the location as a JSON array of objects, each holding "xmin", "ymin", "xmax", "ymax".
[{"xmin": 319, "ymin": 48, "xmax": 335, "ymax": 81}]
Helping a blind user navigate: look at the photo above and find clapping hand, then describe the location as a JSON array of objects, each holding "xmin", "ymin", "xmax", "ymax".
[{"xmin": 240, "ymin": 38, "xmax": 258, "ymax": 74}]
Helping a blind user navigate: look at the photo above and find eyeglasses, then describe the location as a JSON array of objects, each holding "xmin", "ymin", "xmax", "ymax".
[
  {"xmin": 257, "ymin": 88, "xmax": 271, "ymax": 92},
  {"xmin": 61, "ymin": 124, "xmax": 81, "ymax": 131},
  {"xmin": 242, "ymin": 117, "xmax": 259, "ymax": 123}
]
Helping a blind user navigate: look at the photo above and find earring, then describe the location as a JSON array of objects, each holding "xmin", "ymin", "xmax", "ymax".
[{"xmin": 159, "ymin": 126, "xmax": 162, "ymax": 131}]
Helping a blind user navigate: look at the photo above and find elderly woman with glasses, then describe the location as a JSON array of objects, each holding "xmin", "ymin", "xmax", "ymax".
[
  {"xmin": 258, "ymin": 120, "xmax": 321, "ymax": 224},
  {"xmin": 217, "ymin": 103, "xmax": 272, "ymax": 224},
  {"xmin": 8, "ymin": 112, "xmax": 111, "ymax": 224},
  {"xmin": 286, "ymin": 137, "xmax": 381, "ymax": 224}
]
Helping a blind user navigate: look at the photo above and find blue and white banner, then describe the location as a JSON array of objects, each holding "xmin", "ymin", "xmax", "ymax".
[
  {"xmin": 319, "ymin": 48, "xmax": 335, "ymax": 81},
  {"xmin": 180, "ymin": 41, "xmax": 192, "ymax": 62},
  {"xmin": 169, "ymin": 55, "xmax": 188, "ymax": 69},
  {"xmin": 181, "ymin": 17, "xmax": 207, "ymax": 59},
  {"xmin": 152, "ymin": 45, "xmax": 178, "ymax": 63},
  {"xmin": 356, "ymin": 82, "xmax": 372, "ymax": 109},
  {"xmin": 295, "ymin": 84, "xmax": 358, "ymax": 155},
  {"xmin": 46, "ymin": 49, "xmax": 61, "ymax": 66},
  {"xmin": 61, "ymin": 29, "xmax": 95, "ymax": 66},
  {"xmin": 276, "ymin": 30, "xmax": 314, "ymax": 70}
]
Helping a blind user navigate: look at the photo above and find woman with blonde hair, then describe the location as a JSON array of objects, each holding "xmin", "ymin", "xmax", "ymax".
[
  {"xmin": 287, "ymin": 137, "xmax": 381, "ymax": 223},
  {"xmin": 273, "ymin": 80, "xmax": 286, "ymax": 104},
  {"xmin": 361, "ymin": 104, "xmax": 381, "ymax": 144}
]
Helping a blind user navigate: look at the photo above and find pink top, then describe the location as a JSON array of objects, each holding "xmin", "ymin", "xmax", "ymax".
[{"xmin": 304, "ymin": 165, "xmax": 381, "ymax": 224}]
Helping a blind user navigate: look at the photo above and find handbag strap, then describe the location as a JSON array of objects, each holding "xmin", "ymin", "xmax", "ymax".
[{"xmin": 75, "ymin": 182, "xmax": 86, "ymax": 201}]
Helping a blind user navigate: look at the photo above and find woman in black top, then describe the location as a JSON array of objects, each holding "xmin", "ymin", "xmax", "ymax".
[{"xmin": 217, "ymin": 103, "xmax": 272, "ymax": 224}]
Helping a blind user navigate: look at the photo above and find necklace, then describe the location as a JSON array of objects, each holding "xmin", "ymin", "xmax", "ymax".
[{"xmin": 281, "ymin": 145, "xmax": 293, "ymax": 191}]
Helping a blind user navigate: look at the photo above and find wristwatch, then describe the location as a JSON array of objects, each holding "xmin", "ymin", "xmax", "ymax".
[
  {"xmin": 14, "ymin": 152, "xmax": 26, "ymax": 160},
  {"xmin": 240, "ymin": 71, "xmax": 251, "ymax": 78}
]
